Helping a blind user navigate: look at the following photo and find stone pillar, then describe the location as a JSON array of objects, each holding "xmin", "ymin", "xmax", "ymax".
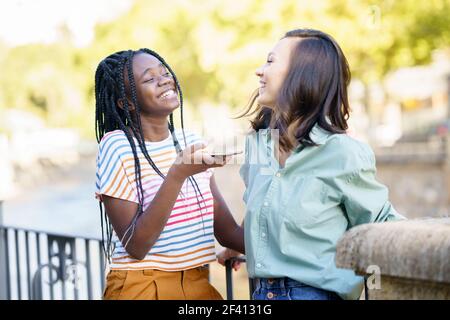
[{"xmin": 335, "ymin": 218, "xmax": 450, "ymax": 299}]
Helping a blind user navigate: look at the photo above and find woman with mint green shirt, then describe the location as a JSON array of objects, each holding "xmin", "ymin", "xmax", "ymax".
[{"xmin": 218, "ymin": 29, "xmax": 405, "ymax": 300}]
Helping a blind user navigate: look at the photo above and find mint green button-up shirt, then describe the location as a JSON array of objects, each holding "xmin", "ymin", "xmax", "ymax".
[{"xmin": 240, "ymin": 124, "xmax": 405, "ymax": 300}]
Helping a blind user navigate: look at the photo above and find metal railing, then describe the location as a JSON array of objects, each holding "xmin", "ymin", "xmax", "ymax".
[
  {"xmin": 0, "ymin": 224, "xmax": 106, "ymax": 300},
  {"xmin": 0, "ymin": 202, "xmax": 248, "ymax": 300},
  {"xmin": 225, "ymin": 257, "xmax": 253, "ymax": 300}
]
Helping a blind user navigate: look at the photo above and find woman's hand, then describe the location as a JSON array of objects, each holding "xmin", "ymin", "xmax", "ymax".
[
  {"xmin": 169, "ymin": 143, "xmax": 230, "ymax": 181},
  {"xmin": 217, "ymin": 248, "xmax": 243, "ymax": 271}
]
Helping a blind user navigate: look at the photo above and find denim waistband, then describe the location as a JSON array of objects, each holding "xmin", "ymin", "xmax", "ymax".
[{"xmin": 253, "ymin": 277, "xmax": 309, "ymax": 290}]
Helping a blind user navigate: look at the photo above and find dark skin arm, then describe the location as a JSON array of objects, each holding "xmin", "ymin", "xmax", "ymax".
[
  {"xmin": 211, "ymin": 174, "xmax": 245, "ymax": 254},
  {"xmin": 217, "ymin": 220, "xmax": 245, "ymax": 271},
  {"xmin": 102, "ymin": 172, "xmax": 184, "ymax": 260},
  {"xmin": 102, "ymin": 143, "xmax": 226, "ymax": 260}
]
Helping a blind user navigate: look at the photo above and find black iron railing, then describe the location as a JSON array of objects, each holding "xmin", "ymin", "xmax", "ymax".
[
  {"xmin": 0, "ymin": 224, "xmax": 106, "ymax": 300},
  {"xmin": 225, "ymin": 257, "xmax": 253, "ymax": 300},
  {"xmin": 0, "ymin": 202, "xmax": 249, "ymax": 300}
]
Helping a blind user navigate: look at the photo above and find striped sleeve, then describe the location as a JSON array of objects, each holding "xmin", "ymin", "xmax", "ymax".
[{"xmin": 95, "ymin": 132, "xmax": 138, "ymax": 203}]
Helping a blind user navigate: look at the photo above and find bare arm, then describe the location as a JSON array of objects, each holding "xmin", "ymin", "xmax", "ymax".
[
  {"xmin": 211, "ymin": 174, "xmax": 245, "ymax": 254},
  {"xmin": 102, "ymin": 143, "xmax": 227, "ymax": 260}
]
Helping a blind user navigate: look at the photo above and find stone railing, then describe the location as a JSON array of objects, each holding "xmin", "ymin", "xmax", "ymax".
[{"xmin": 335, "ymin": 218, "xmax": 450, "ymax": 300}]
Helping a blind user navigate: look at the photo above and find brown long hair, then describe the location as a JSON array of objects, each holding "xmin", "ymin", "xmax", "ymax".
[{"xmin": 238, "ymin": 28, "xmax": 351, "ymax": 151}]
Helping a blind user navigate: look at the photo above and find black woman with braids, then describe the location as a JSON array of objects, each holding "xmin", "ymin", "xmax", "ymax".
[{"xmin": 94, "ymin": 49, "xmax": 244, "ymax": 300}]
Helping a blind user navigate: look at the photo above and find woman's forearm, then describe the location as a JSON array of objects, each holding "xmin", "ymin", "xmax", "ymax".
[
  {"xmin": 126, "ymin": 168, "xmax": 186, "ymax": 259},
  {"xmin": 211, "ymin": 179, "xmax": 245, "ymax": 253},
  {"xmin": 225, "ymin": 224, "xmax": 245, "ymax": 254}
]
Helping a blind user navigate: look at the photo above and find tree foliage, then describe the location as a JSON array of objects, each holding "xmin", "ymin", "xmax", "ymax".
[{"xmin": 0, "ymin": 0, "xmax": 448, "ymax": 137}]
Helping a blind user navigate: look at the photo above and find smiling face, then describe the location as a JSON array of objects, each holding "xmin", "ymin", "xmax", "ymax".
[
  {"xmin": 255, "ymin": 37, "xmax": 300, "ymax": 108},
  {"xmin": 123, "ymin": 52, "xmax": 179, "ymax": 117}
]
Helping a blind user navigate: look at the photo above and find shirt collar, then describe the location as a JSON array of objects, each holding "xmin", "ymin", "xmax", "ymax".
[
  {"xmin": 261, "ymin": 122, "xmax": 331, "ymax": 151},
  {"xmin": 309, "ymin": 123, "xmax": 331, "ymax": 145}
]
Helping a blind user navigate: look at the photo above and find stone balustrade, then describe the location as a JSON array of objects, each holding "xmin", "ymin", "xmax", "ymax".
[{"xmin": 335, "ymin": 218, "xmax": 450, "ymax": 299}]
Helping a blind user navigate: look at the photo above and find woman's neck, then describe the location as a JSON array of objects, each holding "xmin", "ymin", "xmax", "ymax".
[{"xmin": 132, "ymin": 114, "xmax": 170, "ymax": 142}]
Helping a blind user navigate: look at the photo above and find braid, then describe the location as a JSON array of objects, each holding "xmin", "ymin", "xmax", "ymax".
[
  {"xmin": 95, "ymin": 51, "xmax": 127, "ymax": 263},
  {"xmin": 95, "ymin": 48, "xmax": 209, "ymax": 263},
  {"xmin": 136, "ymin": 49, "xmax": 207, "ymax": 231},
  {"xmin": 136, "ymin": 49, "xmax": 206, "ymax": 232}
]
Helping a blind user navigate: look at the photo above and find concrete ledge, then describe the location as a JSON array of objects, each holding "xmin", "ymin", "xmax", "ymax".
[
  {"xmin": 335, "ymin": 218, "xmax": 450, "ymax": 284},
  {"xmin": 366, "ymin": 275, "xmax": 450, "ymax": 300}
]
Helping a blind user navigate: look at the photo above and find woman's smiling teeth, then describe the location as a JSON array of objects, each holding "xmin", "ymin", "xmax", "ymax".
[{"xmin": 159, "ymin": 89, "xmax": 176, "ymax": 100}]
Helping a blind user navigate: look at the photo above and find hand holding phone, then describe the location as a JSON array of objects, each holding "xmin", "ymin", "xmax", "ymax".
[{"xmin": 209, "ymin": 150, "xmax": 243, "ymax": 157}]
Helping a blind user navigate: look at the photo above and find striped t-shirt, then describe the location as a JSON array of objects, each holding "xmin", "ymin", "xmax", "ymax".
[{"xmin": 95, "ymin": 129, "xmax": 216, "ymax": 271}]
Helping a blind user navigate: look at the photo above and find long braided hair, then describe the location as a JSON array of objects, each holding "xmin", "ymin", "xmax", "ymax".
[{"xmin": 95, "ymin": 49, "xmax": 207, "ymax": 263}]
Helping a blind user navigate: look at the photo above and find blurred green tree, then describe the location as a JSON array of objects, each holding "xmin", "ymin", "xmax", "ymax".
[{"xmin": 0, "ymin": 0, "xmax": 448, "ymax": 137}]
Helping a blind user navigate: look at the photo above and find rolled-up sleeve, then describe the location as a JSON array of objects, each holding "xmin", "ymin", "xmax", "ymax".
[{"xmin": 340, "ymin": 145, "xmax": 406, "ymax": 227}]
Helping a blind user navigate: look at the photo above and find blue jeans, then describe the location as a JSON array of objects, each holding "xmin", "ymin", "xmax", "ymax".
[{"xmin": 252, "ymin": 277, "xmax": 342, "ymax": 300}]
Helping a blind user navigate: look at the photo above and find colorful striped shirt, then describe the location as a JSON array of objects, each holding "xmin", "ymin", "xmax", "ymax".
[{"xmin": 95, "ymin": 129, "xmax": 216, "ymax": 271}]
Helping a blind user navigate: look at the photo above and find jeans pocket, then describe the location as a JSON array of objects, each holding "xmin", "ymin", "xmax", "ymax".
[
  {"xmin": 287, "ymin": 286, "xmax": 334, "ymax": 300},
  {"xmin": 326, "ymin": 291, "xmax": 343, "ymax": 300},
  {"xmin": 252, "ymin": 287, "xmax": 290, "ymax": 300},
  {"xmin": 251, "ymin": 289, "xmax": 259, "ymax": 300},
  {"xmin": 252, "ymin": 288, "xmax": 266, "ymax": 300}
]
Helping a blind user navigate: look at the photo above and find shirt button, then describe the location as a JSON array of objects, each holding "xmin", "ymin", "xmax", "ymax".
[
  {"xmin": 263, "ymin": 202, "xmax": 269, "ymax": 207},
  {"xmin": 267, "ymin": 292, "xmax": 274, "ymax": 299},
  {"xmin": 275, "ymin": 173, "xmax": 281, "ymax": 177},
  {"xmin": 261, "ymin": 232, "xmax": 266, "ymax": 238},
  {"xmin": 256, "ymin": 263, "xmax": 262, "ymax": 268}
]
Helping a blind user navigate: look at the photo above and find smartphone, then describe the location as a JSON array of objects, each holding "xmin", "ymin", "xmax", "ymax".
[{"xmin": 209, "ymin": 150, "xmax": 243, "ymax": 157}]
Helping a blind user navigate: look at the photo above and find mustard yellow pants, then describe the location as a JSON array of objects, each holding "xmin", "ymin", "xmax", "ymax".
[{"xmin": 103, "ymin": 266, "xmax": 223, "ymax": 300}]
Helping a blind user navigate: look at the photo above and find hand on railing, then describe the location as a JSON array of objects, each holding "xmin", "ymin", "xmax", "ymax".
[
  {"xmin": 217, "ymin": 248, "xmax": 244, "ymax": 271},
  {"xmin": 220, "ymin": 253, "xmax": 249, "ymax": 300}
]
